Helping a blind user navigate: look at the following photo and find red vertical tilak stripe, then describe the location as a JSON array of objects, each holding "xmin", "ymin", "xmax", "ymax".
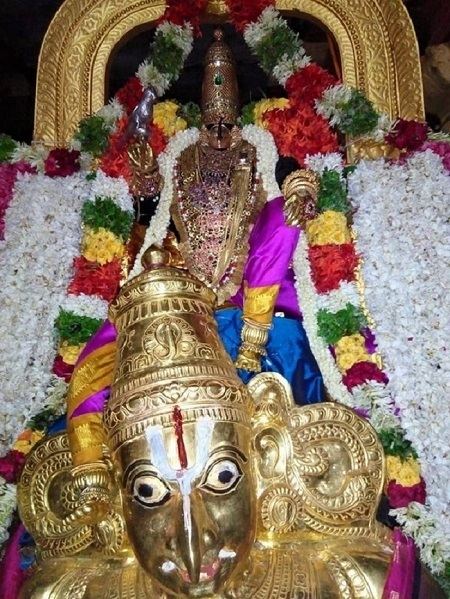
[{"xmin": 173, "ymin": 405, "xmax": 188, "ymax": 469}]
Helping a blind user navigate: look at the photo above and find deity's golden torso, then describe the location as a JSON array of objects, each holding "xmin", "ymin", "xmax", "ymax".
[{"xmin": 171, "ymin": 136, "xmax": 264, "ymax": 304}]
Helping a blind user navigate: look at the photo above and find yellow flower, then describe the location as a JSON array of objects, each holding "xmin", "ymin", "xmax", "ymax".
[
  {"xmin": 82, "ymin": 227, "xmax": 124, "ymax": 265},
  {"xmin": 253, "ymin": 98, "xmax": 290, "ymax": 128},
  {"xmin": 13, "ymin": 429, "xmax": 44, "ymax": 455},
  {"xmin": 306, "ymin": 211, "xmax": 351, "ymax": 246},
  {"xmin": 386, "ymin": 455, "xmax": 421, "ymax": 486},
  {"xmin": 335, "ymin": 333, "xmax": 371, "ymax": 372},
  {"xmin": 59, "ymin": 340, "xmax": 86, "ymax": 365},
  {"xmin": 153, "ymin": 101, "xmax": 187, "ymax": 137}
]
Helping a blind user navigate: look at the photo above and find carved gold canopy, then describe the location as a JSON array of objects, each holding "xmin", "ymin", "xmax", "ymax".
[{"xmin": 34, "ymin": 0, "xmax": 424, "ymax": 146}]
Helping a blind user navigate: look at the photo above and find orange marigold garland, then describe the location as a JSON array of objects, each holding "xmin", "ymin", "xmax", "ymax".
[
  {"xmin": 263, "ymin": 101, "xmax": 339, "ymax": 166},
  {"xmin": 308, "ymin": 243, "xmax": 359, "ymax": 293}
]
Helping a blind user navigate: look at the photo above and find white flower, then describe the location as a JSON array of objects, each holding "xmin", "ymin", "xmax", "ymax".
[
  {"xmin": 315, "ymin": 84, "xmax": 352, "ymax": 126},
  {"xmin": 305, "ymin": 152, "xmax": 344, "ymax": 177},
  {"xmin": 273, "ymin": 50, "xmax": 310, "ymax": 86},
  {"xmin": 43, "ymin": 375, "xmax": 69, "ymax": 415},
  {"xmin": 157, "ymin": 22, "xmax": 194, "ymax": 59},
  {"xmin": 242, "ymin": 124, "xmax": 280, "ymax": 200},
  {"xmin": 0, "ymin": 476, "xmax": 16, "ymax": 546},
  {"xmin": 11, "ymin": 143, "xmax": 49, "ymax": 172},
  {"xmin": 90, "ymin": 170, "xmax": 134, "ymax": 213},
  {"xmin": 0, "ymin": 172, "xmax": 90, "ymax": 454},
  {"xmin": 315, "ymin": 281, "xmax": 360, "ymax": 312},
  {"xmin": 350, "ymin": 151, "xmax": 450, "ymax": 574},
  {"xmin": 137, "ymin": 61, "xmax": 171, "ymax": 97},
  {"xmin": 96, "ymin": 97, "xmax": 125, "ymax": 127},
  {"xmin": 365, "ymin": 112, "xmax": 395, "ymax": 142},
  {"xmin": 61, "ymin": 293, "xmax": 108, "ymax": 320},
  {"xmin": 244, "ymin": 6, "xmax": 285, "ymax": 49}
]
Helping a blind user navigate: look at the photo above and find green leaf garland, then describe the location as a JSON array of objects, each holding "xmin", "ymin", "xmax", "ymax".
[
  {"xmin": 317, "ymin": 169, "xmax": 350, "ymax": 213},
  {"xmin": 74, "ymin": 115, "xmax": 111, "ymax": 158},
  {"xmin": 378, "ymin": 428, "xmax": 418, "ymax": 460},
  {"xmin": 254, "ymin": 25, "xmax": 299, "ymax": 74},
  {"xmin": 81, "ymin": 196, "xmax": 133, "ymax": 241},
  {"xmin": 338, "ymin": 90, "xmax": 379, "ymax": 137},
  {"xmin": 0, "ymin": 134, "xmax": 17, "ymax": 163},
  {"xmin": 55, "ymin": 310, "xmax": 103, "ymax": 345},
  {"xmin": 317, "ymin": 303, "xmax": 367, "ymax": 345},
  {"xmin": 152, "ymin": 31, "xmax": 184, "ymax": 80}
]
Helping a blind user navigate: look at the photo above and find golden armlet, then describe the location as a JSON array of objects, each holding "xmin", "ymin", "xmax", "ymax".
[{"xmin": 235, "ymin": 318, "xmax": 271, "ymax": 373}]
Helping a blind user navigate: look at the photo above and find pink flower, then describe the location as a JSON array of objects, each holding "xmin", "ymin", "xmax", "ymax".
[
  {"xmin": 343, "ymin": 361, "xmax": 388, "ymax": 389},
  {"xmin": 387, "ymin": 478, "xmax": 426, "ymax": 508},
  {"xmin": 0, "ymin": 450, "xmax": 26, "ymax": 483},
  {"xmin": 44, "ymin": 149, "xmax": 80, "ymax": 178},
  {"xmin": 386, "ymin": 119, "xmax": 428, "ymax": 151}
]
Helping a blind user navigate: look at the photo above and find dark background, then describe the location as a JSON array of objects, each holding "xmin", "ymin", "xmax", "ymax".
[{"xmin": 0, "ymin": 0, "xmax": 449, "ymax": 143}]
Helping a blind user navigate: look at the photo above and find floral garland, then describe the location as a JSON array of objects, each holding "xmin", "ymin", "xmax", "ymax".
[{"xmin": 348, "ymin": 150, "xmax": 450, "ymax": 575}]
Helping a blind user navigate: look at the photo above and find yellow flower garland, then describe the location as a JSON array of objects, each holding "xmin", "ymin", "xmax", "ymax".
[
  {"xmin": 253, "ymin": 98, "xmax": 290, "ymax": 128},
  {"xmin": 306, "ymin": 210, "xmax": 351, "ymax": 246},
  {"xmin": 59, "ymin": 340, "xmax": 86, "ymax": 365},
  {"xmin": 335, "ymin": 333, "xmax": 371, "ymax": 372},
  {"xmin": 82, "ymin": 227, "xmax": 124, "ymax": 265},
  {"xmin": 13, "ymin": 430, "xmax": 44, "ymax": 455},
  {"xmin": 386, "ymin": 455, "xmax": 421, "ymax": 487},
  {"xmin": 153, "ymin": 101, "xmax": 187, "ymax": 137}
]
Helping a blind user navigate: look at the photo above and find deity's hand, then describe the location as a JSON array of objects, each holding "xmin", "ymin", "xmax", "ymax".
[
  {"xmin": 127, "ymin": 139, "xmax": 162, "ymax": 197},
  {"xmin": 235, "ymin": 318, "xmax": 270, "ymax": 373},
  {"xmin": 281, "ymin": 169, "xmax": 319, "ymax": 228}
]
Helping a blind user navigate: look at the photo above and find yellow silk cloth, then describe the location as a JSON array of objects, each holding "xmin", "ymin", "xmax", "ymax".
[
  {"xmin": 67, "ymin": 340, "xmax": 116, "ymax": 465},
  {"xmin": 242, "ymin": 283, "xmax": 280, "ymax": 325}
]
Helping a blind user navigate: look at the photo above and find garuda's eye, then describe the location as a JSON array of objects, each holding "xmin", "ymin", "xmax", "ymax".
[
  {"xmin": 132, "ymin": 474, "xmax": 171, "ymax": 507},
  {"xmin": 201, "ymin": 459, "xmax": 243, "ymax": 494}
]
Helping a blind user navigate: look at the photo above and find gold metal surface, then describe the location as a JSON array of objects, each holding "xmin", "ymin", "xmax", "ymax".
[
  {"xmin": 282, "ymin": 169, "xmax": 320, "ymax": 228},
  {"xmin": 34, "ymin": 0, "xmax": 424, "ymax": 146}
]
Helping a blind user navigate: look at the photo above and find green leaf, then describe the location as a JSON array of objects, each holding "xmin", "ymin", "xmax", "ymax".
[
  {"xmin": 81, "ymin": 196, "xmax": 133, "ymax": 241},
  {"xmin": 378, "ymin": 428, "xmax": 418, "ymax": 460},
  {"xmin": 317, "ymin": 303, "xmax": 367, "ymax": 345},
  {"xmin": 152, "ymin": 31, "xmax": 184, "ymax": 79},
  {"xmin": 74, "ymin": 115, "xmax": 110, "ymax": 157},
  {"xmin": 317, "ymin": 168, "xmax": 350, "ymax": 213},
  {"xmin": 0, "ymin": 134, "xmax": 18, "ymax": 163},
  {"xmin": 338, "ymin": 90, "xmax": 379, "ymax": 137},
  {"xmin": 55, "ymin": 310, "xmax": 103, "ymax": 345}
]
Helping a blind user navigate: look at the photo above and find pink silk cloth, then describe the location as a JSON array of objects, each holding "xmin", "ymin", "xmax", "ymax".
[{"xmin": 382, "ymin": 528, "xmax": 416, "ymax": 599}]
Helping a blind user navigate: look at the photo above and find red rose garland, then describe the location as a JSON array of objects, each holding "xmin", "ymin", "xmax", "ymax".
[
  {"xmin": 44, "ymin": 148, "xmax": 81, "ymax": 178},
  {"xmin": 285, "ymin": 64, "xmax": 337, "ymax": 107},
  {"xmin": 225, "ymin": 0, "xmax": 275, "ymax": 31},
  {"xmin": 115, "ymin": 76, "xmax": 144, "ymax": 115}
]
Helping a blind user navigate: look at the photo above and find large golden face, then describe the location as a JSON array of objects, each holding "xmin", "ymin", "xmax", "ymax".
[{"xmin": 116, "ymin": 417, "xmax": 255, "ymax": 597}]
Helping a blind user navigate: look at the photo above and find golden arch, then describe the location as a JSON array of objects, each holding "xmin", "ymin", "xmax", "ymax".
[{"xmin": 34, "ymin": 0, "xmax": 424, "ymax": 146}]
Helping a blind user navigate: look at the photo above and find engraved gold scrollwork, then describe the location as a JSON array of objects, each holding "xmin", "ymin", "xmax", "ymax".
[
  {"xmin": 260, "ymin": 485, "xmax": 303, "ymax": 533},
  {"xmin": 248, "ymin": 373, "xmax": 385, "ymax": 540},
  {"xmin": 17, "ymin": 433, "xmax": 126, "ymax": 560},
  {"xmin": 35, "ymin": 0, "xmax": 423, "ymax": 146}
]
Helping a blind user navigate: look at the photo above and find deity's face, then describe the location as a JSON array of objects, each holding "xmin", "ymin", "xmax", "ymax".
[
  {"xmin": 206, "ymin": 122, "xmax": 233, "ymax": 150},
  {"xmin": 116, "ymin": 416, "xmax": 255, "ymax": 597}
]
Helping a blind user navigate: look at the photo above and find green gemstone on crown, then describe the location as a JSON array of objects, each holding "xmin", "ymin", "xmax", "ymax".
[{"xmin": 214, "ymin": 73, "xmax": 223, "ymax": 86}]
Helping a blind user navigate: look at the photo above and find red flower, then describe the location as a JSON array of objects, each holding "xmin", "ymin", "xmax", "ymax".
[
  {"xmin": 52, "ymin": 355, "xmax": 74, "ymax": 382},
  {"xmin": 44, "ymin": 148, "xmax": 80, "ymax": 178},
  {"xmin": 149, "ymin": 123, "xmax": 167, "ymax": 156},
  {"xmin": 308, "ymin": 243, "xmax": 358, "ymax": 293},
  {"xmin": 68, "ymin": 256, "xmax": 122, "ymax": 301},
  {"xmin": 386, "ymin": 119, "xmax": 428, "ymax": 151},
  {"xmin": 342, "ymin": 361, "xmax": 389, "ymax": 389},
  {"xmin": 286, "ymin": 64, "xmax": 337, "ymax": 106},
  {"xmin": 160, "ymin": 0, "xmax": 208, "ymax": 30},
  {"xmin": 263, "ymin": 101, "xmax": 338, "ymax": 166},
  {"xmin": 0, "ymin": 450, "xmax": 27, "ymax": 483},
  {"xmin": 115, "ymin": 77, "xmax": 144, "ymax": 115},
  {"xmin": 387, "ymin": 478, "xmax": 426, "ymax": 508},
  {"xmin": 100, "ymin": 117, "xmax": 132, "ymax": 181},
  {"xmin": 225, "ymin": 0, "xmax": 275, "ymax": 31}
]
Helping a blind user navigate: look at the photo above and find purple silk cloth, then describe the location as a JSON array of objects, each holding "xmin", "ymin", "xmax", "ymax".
[
  {"xmin": 382, "ymin": 528, "xmax": 416, "ymax": 599},
  {"xmin": 231, "ymin": 196, "xmax": 301, "ymax": 317},
  {"xmin": 76, "ymin": 319, "xmax": 117, "ymax": 364},
  {"xmin": 0, "ymin": 523, "xmax": 27, "ymax": 599},
  {"xmin": 71, "ymin": 387, "xmax": 111, "ymax": 417}
]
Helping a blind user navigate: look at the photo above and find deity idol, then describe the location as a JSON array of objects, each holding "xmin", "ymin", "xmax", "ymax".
[{"xmin": 18, "ymin": 249, "xmax": 443, "ymax": 598}]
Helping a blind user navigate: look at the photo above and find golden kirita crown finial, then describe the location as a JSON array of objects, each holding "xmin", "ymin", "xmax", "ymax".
[{"xmin": 201, "ymin": 27, "xmax": 239, "ymax": 126}]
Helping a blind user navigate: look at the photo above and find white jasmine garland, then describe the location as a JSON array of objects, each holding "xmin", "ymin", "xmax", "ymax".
[
  {"xmin": 364, "ymin": 112, "xmax": 395, "ymax": 143},
  {"xmin": 349, "ymin": 150, "xmax": 450, "ymax": 574},
  {"xmin": 90, "ymin": 170, "xmax": 134, "ymax": 213},
  {"xmin": 157, "ymin": 22, "xmax": 194, "ymax": 59},
  {"xmin": 0, "ymin": 477, "xmax": 16, "ymax": 546},
  {"xmin": 244, "ymin": 6, "xmax": 285, "ymax": 49},
  {"xmin": 60, "ymin": 293, "xmax": 108, "ymax": 320},
  {"xmin": 0, "ymin": 172, "xmax": 90, "ymax": 455},
  {"xmin": 96, "ymin": 98, "xmax": 125, "ymax": 127},
  {"xmin": 305, "ymin": 152, "xmax": 344, "ymax": 177},
  {"xmin": 137, "ymin": 61, "xmax": 172, "ymax": 97},
  {"xmin": 130, "ymin": 127, "xmax": 200, "ymax": 278},
  {"xmin": 315, "ymin": 281, "xmax": 361, "ymax": 313},
  {"xmin": 315, "ymin": 84, "xmax": 352, "ymax": 127},
  {"xmin": 242, "ymin": 125, "xmax": 280, "ymax": 200},
  {"xmin": 272, "ymin": 50, "xmax": 310, "ymax": 86},
  {"xmin": 42, "ymin": 375, "xmax": 69, "ymax": 416},
  {"xmin": 11, "ymin": 143, "xmax": 49, "ymax": 172}
]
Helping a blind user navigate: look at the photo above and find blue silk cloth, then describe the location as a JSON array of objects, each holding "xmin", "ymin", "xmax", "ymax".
[{"xmin": 215, "ymin": 307, "xmax": 324, "ymax": 405}]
